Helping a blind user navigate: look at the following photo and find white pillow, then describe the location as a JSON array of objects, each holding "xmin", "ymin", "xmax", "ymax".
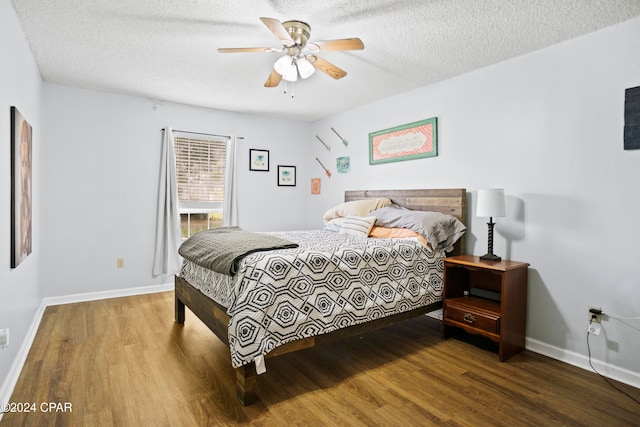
[
  {"xmin": 323, "ymin": 198, "xmax": 391, "ymax": 223},
  {"xmin": 323, "ymin": 217, "xmax": 348, "ymax": 232},
  {"xmin": 339, "ymin": 216, "xmax": 376, "ymax": 237}
]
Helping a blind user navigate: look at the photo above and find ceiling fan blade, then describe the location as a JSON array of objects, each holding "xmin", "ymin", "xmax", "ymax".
[
  {"xmin": 264, "ymin": 70, "xmax": 283, "ymax": 88},
  {"xmin": 260, "ymin": 17, "xmax": 295, "ymax": 47},
  {"xmin": 309, "ymin": 38, "xmax": 364, "ymax": 52},
  {"xmin": 218, "ymin": 47, "xmax": 280, "ymax": 53},
  {"xmin": 308, "ymin": 55, "xmax": 347, "ymax": 80}
]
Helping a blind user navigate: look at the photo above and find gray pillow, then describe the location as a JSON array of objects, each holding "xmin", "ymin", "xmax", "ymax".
[{"xmin": 370, "ymin": 204, "xmax": 466, "ymax": 249}]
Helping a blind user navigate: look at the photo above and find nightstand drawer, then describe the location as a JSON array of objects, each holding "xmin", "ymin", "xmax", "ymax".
[{"xmin": 445, "ymin": 297, "xmax": 500, "ymax": 334}]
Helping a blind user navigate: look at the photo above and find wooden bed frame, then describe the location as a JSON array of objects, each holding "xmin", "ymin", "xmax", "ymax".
[{"xmin": 175, "ymin": 188, "xmax": 466, "ymax": 405}]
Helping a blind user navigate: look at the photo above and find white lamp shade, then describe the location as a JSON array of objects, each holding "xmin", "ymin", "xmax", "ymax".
[
  {"xmin": 476, "ymin": 189, "xmax": 505, "ymax": 218},
  {"xmin": 296, "ymin": 57, "xmax": 315, "ymax": 79},
  {"xmin": 274, "ymin": 55, "xmax": 292, "ymax": 74},
  {"xmin": 282, "ymin": 66, "xmax": 298, "ymax": 82},
  {"xmin": 274, "ymin": 56, "xmax": 298, "ymax": 82}
]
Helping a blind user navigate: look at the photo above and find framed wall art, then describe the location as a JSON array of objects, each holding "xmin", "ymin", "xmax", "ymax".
[
  {"xmin": 336, "ymin": 156, "xmax": 351, "ymax": 173},
  {"xmin": 369, "ymin": 117, "xmax": 438, "ymax": 165},
  {"xmin": 249, "ymin": 148, "xmax": 270, "ymax": 171},
  {"xmin": 624, "ymin": 85, "xmax": 640, "ymax": 150},
  {"xmin": 277, "ymin": 165, "xmax": 296, "ymax": 186},
  {"xmin": 311, "ymin": 178, "xmax": 321, "ymax": 195},
  {"xmin": 10, "ymin": 106, "xmax": 33, "ymax": 268}
]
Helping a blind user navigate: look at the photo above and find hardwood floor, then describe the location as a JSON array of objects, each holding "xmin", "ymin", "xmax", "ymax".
[{"xmin": 2, "ymin": 291, "xmax": 638, "ymax": 426}]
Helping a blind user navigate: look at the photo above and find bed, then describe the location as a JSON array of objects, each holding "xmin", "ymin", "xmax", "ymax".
[{"xmin": 174, "ymin": 188, "xmax": 467, "ymax": 404}]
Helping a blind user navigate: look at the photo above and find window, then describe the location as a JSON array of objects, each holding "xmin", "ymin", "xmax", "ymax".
[{"xmin": 174, "ymin": 133, "xmax": 227, "ymax": 238}]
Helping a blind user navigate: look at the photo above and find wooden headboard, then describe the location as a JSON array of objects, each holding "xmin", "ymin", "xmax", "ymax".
[{"xmin": 345, "ymin": 188, "xmax": 467, "ymax": 255}]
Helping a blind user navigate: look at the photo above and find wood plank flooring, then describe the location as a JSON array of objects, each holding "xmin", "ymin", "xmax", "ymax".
[{"xmin": 2, "ymin": 291, "xmax": 638, "ymax": 426}]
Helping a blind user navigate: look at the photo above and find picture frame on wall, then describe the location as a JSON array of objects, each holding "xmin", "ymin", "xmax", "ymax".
[
  {"xmin": 249, "ymin": 148, "xmax": 270, "ymax": 171},
  {"xmin": 369, "ymin": 117, "xmax": 438, "ymax": 165},
  {"xmin": 10, "ymin": 106, "xmax": 33, "ymax": 268},
  {"xmin": 277, "ymin": 165, "xmax": 296, "ymax": 186},
  {"xmin": 311, "ymin": 178, "xmax": 321, "ymax": 194},
  {"xmin": 624, "ymin": 86, "xmax": 640, "ymax": 150}
]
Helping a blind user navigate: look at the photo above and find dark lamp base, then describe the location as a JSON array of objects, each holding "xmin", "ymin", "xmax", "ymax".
[{"xmin": 480, "ymin": 253, "xmax": 502, "ymax": 262}]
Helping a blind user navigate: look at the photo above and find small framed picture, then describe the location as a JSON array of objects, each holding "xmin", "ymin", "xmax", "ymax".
[
  {"xmin": 311, "ymin": 178, "xmax": 321, "ymax": 195},
  {"xmin": 249, "ymin": 149, "xmax": 269, "ymax": 171},
  {"xmin": 277, "ymin": 165, "xmax": 296, "ymax": 186}
]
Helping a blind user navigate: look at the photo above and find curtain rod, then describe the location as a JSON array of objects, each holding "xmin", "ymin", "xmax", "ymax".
[{"xmin": 162, "ymin": 128, "xmax": 244, "ymax": 140}]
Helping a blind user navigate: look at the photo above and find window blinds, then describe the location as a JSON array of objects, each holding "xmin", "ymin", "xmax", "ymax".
[{"xmin": 174, "ymin": 135, "xmax": 227, "ymax": 204}]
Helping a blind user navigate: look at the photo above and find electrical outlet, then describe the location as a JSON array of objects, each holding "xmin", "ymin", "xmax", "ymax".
[
  {"xmin": 117, "ymin": 258, "xmax": 125, "ymax": 268},
  {"xmin": 587, "ymin": 323, "xmax": 601, "ymax": 335},
  {"xmin": 0, "ymin": 328, "xmax": 9, "ymax": 349},
  {"xmin": 588, "ymin": 306, "xmax": 602, "ymax": 323}
]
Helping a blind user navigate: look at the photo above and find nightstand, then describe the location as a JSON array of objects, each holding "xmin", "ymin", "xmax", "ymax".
[{"xmin": 442, "ymin": 255, "xmax": 529, "ymax": 361}]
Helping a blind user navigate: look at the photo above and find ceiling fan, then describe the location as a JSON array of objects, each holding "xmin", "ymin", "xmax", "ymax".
[{"xmin": 218, "ymin": 17, "xmax": 364, "ymax": 88}]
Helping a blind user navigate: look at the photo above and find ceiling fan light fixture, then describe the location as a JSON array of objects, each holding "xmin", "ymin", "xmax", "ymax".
[
  {"xmin": 221, "ymin": 18, "xmax": 365, "ymax": 90},
  {"xmin": 274, "ymin": 55, "xmax": 298, "ymax": 81},
  {"xmin": 282, "ymin": 67, "xmax": 298, "ymax": 82},
  {"xmin": 297, "ymin": 57, "xmax": 315, "ymax": 79},
  {"xmin": 274, "ymin": 55, "xmax": 293, "ymax": 74},
  {"xmin": 282, "ymin": 68, "xmax": 298, "ymax": 82}
]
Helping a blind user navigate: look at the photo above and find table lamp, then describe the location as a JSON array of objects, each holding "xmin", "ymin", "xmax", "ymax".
[{"xmin": 477, "ymin": 189, "xmax": 505, "ymax": 261}]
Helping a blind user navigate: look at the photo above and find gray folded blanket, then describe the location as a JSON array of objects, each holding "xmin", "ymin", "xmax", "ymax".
[{"xmin": 178, "ymin": 226, "xmax": 299, "ymax": 275}]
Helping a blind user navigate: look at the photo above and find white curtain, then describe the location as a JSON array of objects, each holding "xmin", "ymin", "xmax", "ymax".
[
  {"xmin": 222, "ymin": 136, "xmax": 239, "ymax": 227},
  {"xmin": 152, "ymin": 127, "xmax": 182, "ymax": 276}
]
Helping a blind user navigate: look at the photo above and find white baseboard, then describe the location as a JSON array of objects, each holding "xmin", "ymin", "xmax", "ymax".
[
  {"xmin": 0, "ymin": 282, "xmax": 173, "ymax": 421},
  {"xmin": 0, "ymin": 300, "xmax": 46, "ymax": 421},
  {"xmin": 425, "ymin": 307, "xmax": 443, "ymax": 320},
  {"xmin": 41, "ymin": 282, "xmax": 173, "ymax": 306},
  {"xmin": 526, "ymin": 337, "xmax": 640, "ymax": 390}
]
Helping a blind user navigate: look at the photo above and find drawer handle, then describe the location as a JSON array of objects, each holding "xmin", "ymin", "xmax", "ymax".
[{"xmin": 463, "ymin": 313, "xmax": 476, "ymax": 324}]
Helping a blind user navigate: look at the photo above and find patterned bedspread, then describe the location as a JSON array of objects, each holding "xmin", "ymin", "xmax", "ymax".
[{"xmin": 180, "ymin": 230, "xmax": 446, "ymax": 369}]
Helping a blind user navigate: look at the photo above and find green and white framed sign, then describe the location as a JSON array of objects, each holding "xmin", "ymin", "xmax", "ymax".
[{"xmin": 369, "ymin": 117, "xmax": 437, "ymax": 165}]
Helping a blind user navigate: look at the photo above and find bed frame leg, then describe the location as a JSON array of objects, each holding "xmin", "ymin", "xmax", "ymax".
[
  {"xmin": 175, "ymin": 295, "xmax": 185, "ymax": 324},
  {"xmin": 236, "ymin": 363, "xmax": 257, "ymax": 405}
]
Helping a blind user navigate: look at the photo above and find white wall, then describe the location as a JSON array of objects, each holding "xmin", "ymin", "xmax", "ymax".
[
  {"xmin": 310, "ymin": 17, "xmax": 640, "ymax": 383},
  {"xmin": 40, "ymin": 85, "xmax": 311, "ymax": 297},
  {"xmin": 0, "ymin": 0, "xmax": 43, "ymax": 396}
]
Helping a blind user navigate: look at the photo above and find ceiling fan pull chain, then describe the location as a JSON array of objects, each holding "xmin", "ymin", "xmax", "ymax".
[{"xmin": 282, "ymin": 80, "xmax": 295, "ymax": 98}]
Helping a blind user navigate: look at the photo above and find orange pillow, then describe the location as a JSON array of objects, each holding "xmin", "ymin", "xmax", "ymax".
[{"xmin": 368, "ymin": 226, "xmax": 430, "ymax": 248}]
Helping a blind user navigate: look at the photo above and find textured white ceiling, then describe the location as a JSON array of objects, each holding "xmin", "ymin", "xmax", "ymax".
[{"xmin": 10, "ymin": 0, "xmax": 640, "ymax": 121}]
